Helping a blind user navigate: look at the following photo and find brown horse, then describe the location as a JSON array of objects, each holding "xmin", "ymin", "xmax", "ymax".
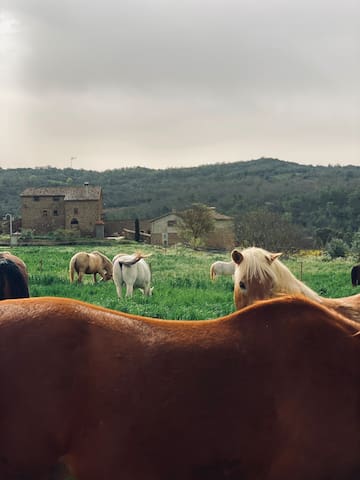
[
  {"xmin": 69, "ymin": 251, "xmax": 113, "ymax": 283},
  {"xmin": 232, "ymin": 246, "xmax": 360, "ymax": 322},
  {"xmin": 0, "ymin": 251, "xmax": 29, "ymax": 284},
  {"xmin": 0, "ymin": 252, "xmax": 29, "ymax": 300},
  {"xmin": 1, "ymin": 295, "xmax": 360, "ymax": 479}
]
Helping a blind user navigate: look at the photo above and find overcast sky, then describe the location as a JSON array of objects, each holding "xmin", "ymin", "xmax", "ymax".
[{"xmin": 1, "ymin": 0, "xmax": 359, "ymax": 171}]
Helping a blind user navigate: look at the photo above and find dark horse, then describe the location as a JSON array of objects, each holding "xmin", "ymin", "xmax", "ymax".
[
  {"xmin": 352, "ymin": 264, "xmax": 360, "ymax": 286},
  {"xmin": 0, "ymin": 257, "xmax": 29, "ymax": 300},
  {"xmin": 1, "ymin": 295, "xmax": 360, "ymax": 479}
]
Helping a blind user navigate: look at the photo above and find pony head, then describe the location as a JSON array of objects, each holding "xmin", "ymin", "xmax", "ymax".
[
  {"xmin": 231, "ymin": 246, "xmax": 321, "ymax": 310},
  {"xmin": 231, "ymin": 247, "xmax": 282, "ymax": 310}
]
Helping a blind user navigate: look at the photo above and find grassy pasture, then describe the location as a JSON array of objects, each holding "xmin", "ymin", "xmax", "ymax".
[{"xmin": 2, "ymin": 243, "xmax": 359, "ymax": 320}]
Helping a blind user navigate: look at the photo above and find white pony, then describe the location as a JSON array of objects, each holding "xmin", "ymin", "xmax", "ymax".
[
  {"xmin": 210, "ymin": 261, "xmax": 235, "ymax": 280},
  {"xmin": 112, "ymin": 252, "xmax": 153, "ymax": 298}
]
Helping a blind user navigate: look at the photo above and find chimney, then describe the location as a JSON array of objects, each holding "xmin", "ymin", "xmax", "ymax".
[{"xmin": 84, "ymin": 181, "xmax": 89, "ymax": 196}]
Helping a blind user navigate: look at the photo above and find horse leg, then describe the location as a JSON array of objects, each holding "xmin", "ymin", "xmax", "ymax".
[
  {"xmin": 115, "ymin": 283, "xmax": 123, "ymax": 298},
  {"xmin": 93, "ymin": 273, "xmax": 97, "ymax": 283},
  {"xmin": 125, "ymin": 283, "xmax": 134, "ymax": 297}
]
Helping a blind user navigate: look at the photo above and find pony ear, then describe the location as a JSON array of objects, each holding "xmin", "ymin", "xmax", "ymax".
[
  {"xmin": 267, "ymin": 252, "xmax": 282, "ymax": 264},
  {"xmin": 231, "ymin": 249, "xmax": 244, "ymax": 265}
]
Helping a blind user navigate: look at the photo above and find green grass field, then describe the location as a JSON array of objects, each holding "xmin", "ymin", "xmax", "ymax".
[{"xmin": 3, "ymin": 243, "xmax": 359, "ymax": 320}]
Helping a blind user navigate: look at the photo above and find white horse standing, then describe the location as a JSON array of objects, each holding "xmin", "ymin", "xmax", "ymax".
[
  {"xmin": 113, "ymin": 253, "xmax": 153, "ymax": 298},
  {"xmin": 210, "ymin": 261, "xmax": 235, "ymax": 280}
]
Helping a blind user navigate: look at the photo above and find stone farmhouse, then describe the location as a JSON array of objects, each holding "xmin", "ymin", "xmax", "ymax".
[
  {"xmin": 150, "ymin": 208, "xmax": 235, "ymax": 250},
  {"xmin": 20, "ymin": 184, "xmax": 103, "ymax": 236}
]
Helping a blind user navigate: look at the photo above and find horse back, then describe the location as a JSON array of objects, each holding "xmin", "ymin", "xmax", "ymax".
[{"xmin": 1, "ymin": 296, "xmax": 360, "ymax": 479}]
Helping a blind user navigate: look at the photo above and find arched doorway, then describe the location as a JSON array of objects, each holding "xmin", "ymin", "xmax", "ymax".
[{"xmin": 70, "ymin": 218, "xmax": 79, "ymax": 230}]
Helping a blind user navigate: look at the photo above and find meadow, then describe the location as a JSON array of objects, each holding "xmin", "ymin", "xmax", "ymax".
[{"xmin": 3, "ymin": 243, "xmax": 359, "ymax": 320}]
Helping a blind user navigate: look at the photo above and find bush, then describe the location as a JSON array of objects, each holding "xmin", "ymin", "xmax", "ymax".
[
  {"xmin": 19, "ymin": 229, "xmax": 34, "ymax": 241},
  {"xmin": 351, "ymin": 231, "xmax": 360, "ymax": 261},
  {"xmin": 50, "ymin": 229, "xmax": 80, "ymax": 242},
  {"xmin": 324, "ymin": 238, "xmax": 349, "ymax": 259}
]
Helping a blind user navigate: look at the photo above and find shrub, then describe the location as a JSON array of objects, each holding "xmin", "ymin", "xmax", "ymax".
[{"xmin": 324, "ymin": 238, "xmax": 349, "ymax": 259}]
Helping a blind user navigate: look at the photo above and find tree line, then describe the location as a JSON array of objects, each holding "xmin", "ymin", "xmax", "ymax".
[{"xmin": 1, "ymin": 158, "xmax": 360, "ymax": 250}]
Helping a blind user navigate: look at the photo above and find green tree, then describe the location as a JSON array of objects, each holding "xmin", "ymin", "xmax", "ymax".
[
  {"xmin": 325, "ymin": 238, "xmax": 349, "ymax": 259},
  {"xmin": 177, "ymin": 204, "xmax": 215, "ymax": 249},
  {"xmin": 234, "ymin": 208, "xmax": 310, "ymax": 251},
  {"xmin": 351, "ymin": 231, "xmax": 360, "ymax": 261},
  {"xmin": 134, "ymin": 218, "xmax": 140, "ymax": 242}
]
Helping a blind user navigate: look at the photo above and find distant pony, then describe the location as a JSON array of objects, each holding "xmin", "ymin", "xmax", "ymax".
[
  {"xmin": 113, "ymin": 252, "xmax": 152, "ymax": 297},
  {"xmin": 351, "ymin": 264, "xmax": 360, "ymax": 286},
  {"xmin": 232, "ymin": 246, "xmax": 360, "ymax": 322},
  {"xmin": 0, "ymin": 257, "xmax": 29, "ymax": 300},
  {"xmin": 69, "ymin": 251, "xmax": 113, "ymax": 283},
  {"xmin": 210, "ymin": 260, "xmax": 235, "ymax": 280}
]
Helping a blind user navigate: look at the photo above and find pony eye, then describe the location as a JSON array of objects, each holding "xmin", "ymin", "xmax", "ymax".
[{"xmin": 239, "ymin": 281, "xmax": 246, "ymax": 290}]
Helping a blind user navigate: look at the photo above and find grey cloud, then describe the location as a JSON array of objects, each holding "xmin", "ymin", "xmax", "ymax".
[
  {"xmin": 6, "ymin": 0, "xmax": 360, "ymax": 95},
  {"xmin": 1, "ymin": 0, "xmax": 359, "ymax": 169}
]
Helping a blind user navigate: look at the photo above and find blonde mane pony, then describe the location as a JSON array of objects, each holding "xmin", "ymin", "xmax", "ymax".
[
  {"xmin": 233, "ymin": 247, "xmax": 319, "ymax": 299},
  {"xmin": 69, "ymin": 251, "xmax": 113, "ymax": 283},
  {"xmin": 232, "ymin": 246, "xmax": 360, "ymax": 322}
]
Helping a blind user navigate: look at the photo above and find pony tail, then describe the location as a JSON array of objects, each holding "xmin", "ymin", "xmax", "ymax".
[{"xmin": 210, "ymin": 265, "xmax": 215, "ymax": 280}]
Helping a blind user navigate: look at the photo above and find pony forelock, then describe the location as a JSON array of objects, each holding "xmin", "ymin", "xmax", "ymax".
[{"xmin": 237, "ymin": 247, "xmax": 320, "ymax": 300}]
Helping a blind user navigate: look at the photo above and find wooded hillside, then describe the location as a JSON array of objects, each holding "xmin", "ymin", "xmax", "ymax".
[{"xmin": 1, "ymin": 158, "xmax": 359, "ymax": 246}]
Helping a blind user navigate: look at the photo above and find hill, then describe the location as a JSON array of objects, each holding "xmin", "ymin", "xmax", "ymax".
[{"xmin": 1, "ymin": 158, "xmax": 359, "ymax": 242}]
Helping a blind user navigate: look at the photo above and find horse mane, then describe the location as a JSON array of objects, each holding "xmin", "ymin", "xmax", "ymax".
[
  {"xmin": 238, "ymin": 247, "xmax": 320, "ymax": 301},
  {"xmin": 91, "ymin": 251, "xmax": 112, "ymax": 268}
]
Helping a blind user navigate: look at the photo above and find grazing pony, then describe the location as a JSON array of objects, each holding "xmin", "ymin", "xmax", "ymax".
[
  {"xmin": 210, "ymin": 260, "xmax": 235, "ymax": 280},
  {"xmin": 69, "ymin": 251, "xmax": 113, "ymax": 283},
  {"xmin": 1, "ymin": 295, "xmax": 360, "ymax": 479},
  {"xmin": 113, "ymin": 252, "xmax": 152, "ymax": 297},
  {"xmin": 351, "ymin": 264, "xmax": 360, "ymax": 286},
  {"xmin": 232, "ymin": 246, "xmax": 360, "ymax": 322},
  {"xmin": 0, "ymin": 258, "xmax": 30, "ymax": 300}
]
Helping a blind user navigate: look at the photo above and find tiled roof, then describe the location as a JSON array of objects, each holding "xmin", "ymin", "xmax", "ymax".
[
  {"xmin": 20, "ymin": 186, "xmax": 102, "ymax": 201},
  {"xmin": 211, "ymin": 211, "xmax": 233, "ymax": 221},
  {"xmin": 150, "ymin": 208, "xmax": 233, "ymax": 223}
]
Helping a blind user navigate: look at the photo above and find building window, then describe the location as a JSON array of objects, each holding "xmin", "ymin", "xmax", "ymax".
[
  {"xmin": 168, "ymin": 220, "xmax": 177, "ymax": 227},
  {"xmin": 70, "ymin": 218, "xmax": 79, "ymax": 229},
  {"xmin": 53, "ymin": 196, "xmax": 60, "ymax": 201},
  {"xmin": 53, "ymin": 209, "xmax": 58, "ymax": 216},
  {"xmin": 33, "ymin": 196, "xmax": 40, "ymax": 201},
  {"xmin": 42, "ymin": 210, "xmax": 48, "ymax": 216},
  {"xmin": 74, "ymin": 208, "xmax": 79, "ymax": 214}
]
